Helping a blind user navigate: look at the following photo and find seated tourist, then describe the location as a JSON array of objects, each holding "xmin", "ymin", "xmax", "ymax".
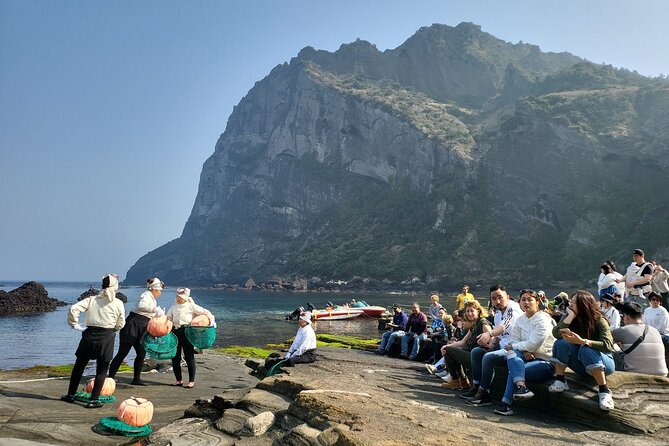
[
  {"xmin": 428, "ymin": 294, "xmax": 442, "ymax": 321},
  {"xmin": 465, "ymin": 285, "xmax": 522, "ymax": 406},
  {"xmin": 550, "ymin": 290, "xmax": 616, "ymax": 411},
  {"xmin": 439, "ymin": 301, "xmax": 492, "ymax": 390},
  {"xmin": 400, "ymin": 303, "xmax": 428, "ymax": 360},
  {"xmin": 375, "ymin": 304, "xmax": 408, "ymax": 355},
  {"xmin": 266, "ymin": 312, "xmax": 317, "ymax": 370},
  {"xmin": 600, "ymin": 293, "xmax": 621, "ymax": 329},
  {"xmin": 493, "ymin": 290, "xmax": 556, "ymax": 416},
  {"xmin": 643, "ymin": 292, "xmax": 669, "ymax": 343},
  {"xmin": 613, "ymin": 302, "xmax": 668, "ymax": 376}
]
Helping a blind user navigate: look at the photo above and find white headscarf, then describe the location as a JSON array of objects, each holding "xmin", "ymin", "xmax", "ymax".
[
  {"xmin": 101, "ymin": 273, "xmax": 119, "ymax": 302},
  {"xmin": 176, "ymin": 287, "xmax": 193, "ymax": 304},
  {"xmin": 147, "ymin": 277, "xmax": 164, "ymax": 291}
]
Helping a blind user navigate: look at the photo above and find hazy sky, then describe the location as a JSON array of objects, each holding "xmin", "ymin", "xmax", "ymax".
[{"xmin": 1, "ymin": 1, "xmax": 668, "ymax": 282}]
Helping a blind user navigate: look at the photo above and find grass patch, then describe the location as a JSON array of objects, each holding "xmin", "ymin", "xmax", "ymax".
[
  {"xmin": 10, "ymin": 363, "xmax": 133, "ymax": 377},
  {"xmin": 316, "ymin": 334, "xmax": 379, "ymax": 351},
  {"xmin": 214, "ymin": 346, "xmax": 277, "ymax": 359}
]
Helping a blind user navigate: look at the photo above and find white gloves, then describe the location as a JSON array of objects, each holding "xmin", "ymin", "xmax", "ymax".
[
  {"xmin": 154, "ymin": 306, "xmax": 165, "ymax": 317},
  {"xmin": 210, "ymin": 319, "xmax": 217, "ymax": 328},
  {"xmin": 73, "ymin": 323, "xmax": 87, "ymax": 332}
]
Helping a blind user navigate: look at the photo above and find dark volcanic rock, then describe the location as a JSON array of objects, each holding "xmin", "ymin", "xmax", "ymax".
[
  {"xmin": 78, "ymin": 287, "xmax": 127, "ymax": 303},
  {"xmin": 0, "ymin": 281, "xmax": 67, "ymax": 316}
]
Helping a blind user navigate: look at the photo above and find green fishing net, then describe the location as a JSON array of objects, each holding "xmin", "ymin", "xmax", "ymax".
[
  {"xmin": 73, "ymin": 391, "xmax": 115, "ymax": 404},
  {"xmin": 93, "ymin": 417, "xmax": 152, "ymax": 437},
  {"xmin": 184, "ymin": 325, "xmax": 216, "ymax": 350},
  {"xmin": 142, "ymin": 332, "xmax": 177, "ymax": 360}
]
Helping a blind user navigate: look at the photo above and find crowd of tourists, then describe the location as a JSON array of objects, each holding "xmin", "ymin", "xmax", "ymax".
[{"xmin": 375, "ymin": 248, "xmax": 669, "ymax": 416}]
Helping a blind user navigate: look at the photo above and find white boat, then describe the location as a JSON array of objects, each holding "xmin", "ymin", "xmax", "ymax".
[{"xmin": 311, "ymin": 307, "xmax": 364, "ymax": 321}]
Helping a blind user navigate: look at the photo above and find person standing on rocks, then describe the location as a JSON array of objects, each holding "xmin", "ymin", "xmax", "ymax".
[
  {"xmin": 166, "ymin": 287, "xmax": 216, "ymax": 388},
  {"xmin": 375, "ymin": 304, "xmax": 408, "ymax": 355},
  {"xmin": 61, "ymin": 273, "xmax": 125, "ymax": 408},
  {"xmin": 650, "ymin": 261, "xmax": 669, "ymax": 311},
  {"xmin": 108, "ymin": 277, "xmax": 165, "ymax": 385},
  {"xmin": 617, "ymin": 249, "xmax": 653, "ymax": 304},
  {"xmin": 455, "ymin": 285, "xmax": 475, "ymax": 311}
]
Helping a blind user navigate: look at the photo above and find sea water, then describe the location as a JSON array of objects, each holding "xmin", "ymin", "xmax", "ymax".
[{"xmin": 0, "ymin": 281, "xmax": 425, "ymax": 370}]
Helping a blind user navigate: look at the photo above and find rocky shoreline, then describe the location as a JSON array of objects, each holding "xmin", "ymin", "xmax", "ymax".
[
  {"xmin": 200, "ymin": 275, "xmax": 587, "ymax": 295},
  {"xmin": 2, "ymin": 347, "xmax": 668, "ymax": 445}
]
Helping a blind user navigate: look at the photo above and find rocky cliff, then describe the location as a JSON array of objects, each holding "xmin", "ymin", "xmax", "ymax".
[{"xmin": 126, "ymin": 22, "xmax": 669, "ymax": 287}]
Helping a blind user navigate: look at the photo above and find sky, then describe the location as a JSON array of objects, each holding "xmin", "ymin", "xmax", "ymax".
[{"xmin": 1, "ymin": 0, "xmax": 668, "ymax": 282}]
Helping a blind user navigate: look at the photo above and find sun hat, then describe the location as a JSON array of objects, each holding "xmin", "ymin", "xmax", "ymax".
[{"xmin": 600, "ymin": 293, "xmax": 615, "ymax": 304}]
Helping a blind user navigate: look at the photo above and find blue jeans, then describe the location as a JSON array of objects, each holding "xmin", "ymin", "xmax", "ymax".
[
  {"xmin": 471, "ymin": 346, "xmax": 507, "ymax": 389},
  {"xmin": 401, "ymin": 332, "xmax": 427, "ymax": 358},
  {"xmin": 552, "ymin": 338, "xmax": 615, "ymax": 377},
  {"xmin": 502, "ymin": 351, "xmax": 555, "ymax": 405},
  {"xmin": 380, "ymin": 330, "xmax": 405, "ymax": 352}
]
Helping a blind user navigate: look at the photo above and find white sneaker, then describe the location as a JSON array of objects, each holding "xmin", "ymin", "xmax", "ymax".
[
  {"xmin": 440, "ymin": 373, "xmax": 452, "ymax": 382},
  {"xmin": 598, "ymin": 392, "xmax": 614, "ymax": 411},
  {"xmin": 425, "ymin": 364, "xmax": 437, "ymax": 375},
  {"xmin": 548, "ymin": 380, "xmax": 569, "ymax": 393}
]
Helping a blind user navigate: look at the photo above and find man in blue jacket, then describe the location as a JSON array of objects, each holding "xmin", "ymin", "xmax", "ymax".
[{"xmin": 375, "ymin": 304, "xmax": 408, "ymax": 355}]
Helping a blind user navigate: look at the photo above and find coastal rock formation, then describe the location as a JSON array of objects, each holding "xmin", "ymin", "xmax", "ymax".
[
  {"xmin": 0, "ymin": 282, "xmax": 66, "ymax": 316},
  {"xmin": 151, "ymin": 347, "xmax": 669, "ymax": 446},
  {"xmin": 126, "ymin": 22, "xmax": 669, "ymax": 287}
]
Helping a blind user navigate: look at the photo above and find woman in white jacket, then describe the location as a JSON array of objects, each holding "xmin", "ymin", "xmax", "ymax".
[
  {"xmin": 166, "ymin": 287, "xmax": 215, "ymax": 388},
  {"xmin": 493, "ymin": 289, "xmax": 556, "ymax": 416},
  {"xmin": 598, "ymin": 263, "xmax": 618, "ymax": 298},
  {"xmin": 61, "ymin": 273, "xmax": 125, "ymax": 408},
  {"xmin": 108, "ymin": 277, "xmax": 164, "ymax": 385}
]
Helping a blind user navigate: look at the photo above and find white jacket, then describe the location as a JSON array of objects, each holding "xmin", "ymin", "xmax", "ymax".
[
  {"xmin": 597, "ymin": 273, "xmax": 617, "ymax": 290},
  {"xmin": 508, "ymin": 311, "xmax": 556, "ymax": 360},
  {"xmin": 166, "ymin": 301, "xmax": 214, "ymax": 329},
  {"xmin": 68, "ymin": 294, "xmax": 125, "ymax": 330},
  {"xmin": 286, "ymin": 324, "xmax": 317, "ymax": 358},
  {"xmin": 644, "ymin": 306, "xmax": 669, "ymax": 335},
  {"xmin": 131, "ymin": 290, "xmax": 159, "ymax": 318}
]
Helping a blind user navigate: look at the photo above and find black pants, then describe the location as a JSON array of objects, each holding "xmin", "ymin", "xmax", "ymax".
[
  {"xmin": 172, "ymin": 327, "xmax": 196, "ymax": 382},
  {"xmin": 67, "ymin": 327, "xmax": 115, "ymax": 400},
  {"xmin": 285, "ymin": 349, "xmax": 317, "ymax": 367},
  {"xmin": 109, "ymin": 312, "xmax": 150, "ymax": 381}
]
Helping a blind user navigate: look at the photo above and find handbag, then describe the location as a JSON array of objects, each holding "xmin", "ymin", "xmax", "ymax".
[{"xmin": 613, "ymin": 324, "xmax": 649, "ymax": 371}]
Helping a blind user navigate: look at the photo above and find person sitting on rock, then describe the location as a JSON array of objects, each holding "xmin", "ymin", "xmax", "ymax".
[
  {"xmin": 438, "ymin": 300, "xmax": 492, "ymax": 390},
  {"xmin": 613, "ymin": 301, "xmax": 668, "ymax": 376},
  {"xmin": 283, "ymin": 312, "xmax": 317, "ymax": 366},
  {"xmin": 375, "ymin": 304, "xmax": 408, "ymax": 355},
  {"xmin": 423, "ymin": 306, "xmax": 448, "ymax": 363},
  {"xmin": 61, "ymin": 273, "xmax": 125, "ymax": 408},
  {"xmin": 493, "ymin": 289, "xmax": 556, "ymax": 416},
  {"xmin": 600, "ymin": 293, "xmax": 621, "ymax": 329},
  {"xmin": 464, "ymin": 285, "xmax": 522, "ymax": 406},
  {"xmin": 428, "ymin": 294, "xmax": 442, "ymax": 320},
  {"xmin": 400, "ymin": 303, "xmax": 428, "ymax": 360},
  {"xmin": 549, "ymin": 290, "xmax": 616, "ymax": 411}
]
